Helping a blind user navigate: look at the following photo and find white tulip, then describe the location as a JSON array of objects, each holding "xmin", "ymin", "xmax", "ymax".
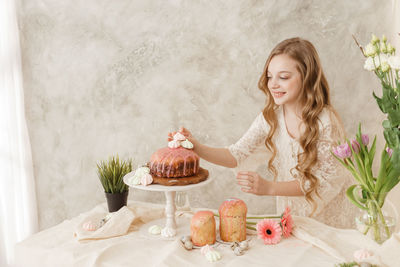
[{"xmin": 388, "ymin": 56, "xmax": 400, "ymax": 70}]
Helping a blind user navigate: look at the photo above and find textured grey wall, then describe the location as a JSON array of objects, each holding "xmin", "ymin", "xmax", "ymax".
[{"xmin": 18, "ymin": 0, "xmax": 392, "ymax": 230}]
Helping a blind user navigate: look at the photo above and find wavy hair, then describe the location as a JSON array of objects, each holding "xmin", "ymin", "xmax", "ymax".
[{"xmin": 258, "ymin": 37, "xmax": 343, "ymax": 214}]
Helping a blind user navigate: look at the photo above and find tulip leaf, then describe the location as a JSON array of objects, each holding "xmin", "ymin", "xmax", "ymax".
[
  {"xmin": 368, "ymin": 135, "xmax": 377, "ymax": 164},
  {"xmin": 346, "ymin": 185, "xmax": 367, "ymax": 210},
  {"xmin": 376, "ymin": 148, "xmax": 389, "ymax": 193}
]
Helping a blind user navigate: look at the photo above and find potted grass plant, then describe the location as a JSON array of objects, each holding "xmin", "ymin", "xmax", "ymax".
[{"xmin": 97, "ymin": 155, "xmax": 132, "ymax": 212}]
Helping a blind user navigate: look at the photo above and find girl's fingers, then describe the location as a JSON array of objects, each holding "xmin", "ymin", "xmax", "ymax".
[
  {"xmin": 241, "ymin": 187, "xmax": 253, "ymax": 193},
  {"xmin": 236, "ymin": 174, "xmax": 253, "ymax": 182},
  {"xmin": 237, "ymin": 180, "xmax": 252, "ymax": 187}
]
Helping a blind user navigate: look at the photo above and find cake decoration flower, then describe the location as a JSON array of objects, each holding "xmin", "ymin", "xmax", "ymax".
[{"xmin": 256, "ymin": 219, "xmax": 282, "ymax": 245}]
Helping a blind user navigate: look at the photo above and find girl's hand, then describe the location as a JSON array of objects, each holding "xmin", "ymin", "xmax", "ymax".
[
  {"xmin": 167, "ymin": 127, "xmax": 193, "ymax": 141},
  {"xmin": 236, "ymin": 171, "xmax": 270, "ymax": 196}
]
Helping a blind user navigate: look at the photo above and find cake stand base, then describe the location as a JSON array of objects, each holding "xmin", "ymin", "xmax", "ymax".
[{"xmin": 124, "ymin": 175, "xmax": 213, "ymax": 238}]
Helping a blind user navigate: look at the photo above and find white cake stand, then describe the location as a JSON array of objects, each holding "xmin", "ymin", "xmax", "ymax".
[{"xmin": 123, "ymin": 175, "xmax": 212, "ymax": 238}]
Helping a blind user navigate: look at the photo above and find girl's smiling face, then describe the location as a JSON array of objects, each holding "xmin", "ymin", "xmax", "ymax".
[{"xmin": 267, "ymin": 54, "xmax": 303, "ymax": 107}]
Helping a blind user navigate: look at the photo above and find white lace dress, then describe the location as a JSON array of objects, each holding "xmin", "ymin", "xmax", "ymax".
[{"xmin": 228, "ymin": 107, "xmax": 357, "ymax": 229}]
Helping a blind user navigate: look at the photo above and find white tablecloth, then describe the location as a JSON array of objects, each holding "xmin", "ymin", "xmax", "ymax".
[{"xmin": 15, "ymin": 201, "xmax": 399, "ymax": 267}]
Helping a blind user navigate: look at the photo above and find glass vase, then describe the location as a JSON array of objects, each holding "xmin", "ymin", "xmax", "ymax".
[{"xmin": 355, "ymin": 198, "xmax": 396, "ymax": 244}]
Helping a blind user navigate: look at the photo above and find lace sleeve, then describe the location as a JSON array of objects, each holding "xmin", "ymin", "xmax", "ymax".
[
  {"xmin": 228, "ymin": 113, "xmax": 270, "ymax": 166},
  {"xmin": 312, "ymin": 121, "xmax": 347, "ymax": 211}
]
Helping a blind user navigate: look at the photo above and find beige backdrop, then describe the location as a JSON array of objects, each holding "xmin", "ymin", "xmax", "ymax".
[{"xmin": 17, "ymin": 0, "xmax": 397, "ymax": 230}]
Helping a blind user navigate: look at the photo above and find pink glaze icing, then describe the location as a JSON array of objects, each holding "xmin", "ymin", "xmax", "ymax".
[
  {"xmin": 191, "ymin": 211, "xmax": 216, "ymax": 246},
  {"xmin": 150, "ymin": 147, "xmax": 199, "ymax": 177},
  {"xmin": 219, "ymin": 198, "xmax": 247, "ymax": 242}
]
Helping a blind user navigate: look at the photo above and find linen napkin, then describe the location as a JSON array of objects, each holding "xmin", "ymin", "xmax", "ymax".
[{"xmin": 74, "ymin": 206, "xmax": 136, "ymax": 241}]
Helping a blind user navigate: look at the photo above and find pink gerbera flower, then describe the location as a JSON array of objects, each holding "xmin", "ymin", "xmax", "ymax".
[
  {"xmin": 280, "ymin": 206, "xmax": 293, "ymax": 238},
  {"xmin": 256, "ymin": 219, "xmax": 282, "ymax": 245}
]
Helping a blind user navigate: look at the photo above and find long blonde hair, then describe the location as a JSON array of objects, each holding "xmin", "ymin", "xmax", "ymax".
[{"xmin": 258, "ymin": 37, "xmax": 343, "ymax": 214}]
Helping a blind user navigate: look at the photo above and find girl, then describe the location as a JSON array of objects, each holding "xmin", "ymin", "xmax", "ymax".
[{"xmin": 169, "ymin": 37, "xmax": 355, "ymax": 228}]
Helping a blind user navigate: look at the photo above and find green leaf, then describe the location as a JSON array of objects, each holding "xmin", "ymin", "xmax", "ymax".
[
  {"xmin": 373, "ymin": 92, "xmax": 385, "ymax": 113},
  {"xmin": 376, "ymin": 148, "xmax": 389, "ymax": 193},
  {"xmin": 388, "ymin": 109, "xmax": 400, "ymax": 127},
  {"xmin": 96, "ymin": 155, "xmax": 133, "ymax": 193},
  {"xmin": 382, "ymin": 120, "xmax": 391, "ymax": 129},
  {"xmin": 346, "ymin": 185, "xmax": 367, "ymax": 210},
  {"xmin": 384, "ymin": 128, "xmax": 400, "ymax": 148}
]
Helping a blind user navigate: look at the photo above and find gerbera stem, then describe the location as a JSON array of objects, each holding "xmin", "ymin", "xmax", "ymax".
[
  {"xmin": 246, "ymin": 221, "xmax": 257, "ymax": 225},
  {"xmin": 246, "ymin": 226, "xmax": 256, "ymax": 231},
  {"xmin": 246, "ymin": 216, "xmax": 281, "ymax": 219}
]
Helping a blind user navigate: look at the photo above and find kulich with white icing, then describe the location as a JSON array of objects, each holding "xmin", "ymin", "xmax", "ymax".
[{"xmin": 150, "ymin": 147, "xmax": 199, "ymax": 178}]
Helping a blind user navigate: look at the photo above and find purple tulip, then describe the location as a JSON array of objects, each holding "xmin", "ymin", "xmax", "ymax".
[
  {"xmin": 351, "ymin": 140, "xmax": 360, "ymax": 153},
  {"xmin": 333, "ymin": 143, "xmax": 352, "ymax": 159},
  {"xmin": 386, "ymin": 147, "xmax": 393, "ymax": 157},
  {"xmin": 361, "ymin": 134, "xmax": 369, "ymax": 146}
]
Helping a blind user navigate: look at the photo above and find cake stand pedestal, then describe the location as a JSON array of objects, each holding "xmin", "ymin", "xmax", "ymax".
[{"xmin": 123, "ymin": 176, "xmax": 212, "ymax": 238}]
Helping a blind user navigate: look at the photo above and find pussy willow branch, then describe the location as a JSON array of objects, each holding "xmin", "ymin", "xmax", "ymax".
[{"xmin": 352, "ymin": 34, "xmax": 365, "ymax": 57}]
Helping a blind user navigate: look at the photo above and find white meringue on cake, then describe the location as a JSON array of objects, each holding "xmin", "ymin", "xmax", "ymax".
[
  {"xmin": 168, "ymin": 140, "xmax": 181, "ymax": 149},
  {"xmin": 141, "ymin": 173, "xmax": 153, "ymax": 186},
  {"xmin": 173, "ymin": 132, "xmax": 186, "ymax": 141},
  {"xmin": 181, "ymin": 139, "xmax": 193, "ymax": 149},
  {"xmin": 129, "ymin": 175, "xmax": 141, "ymax": 185},
  {"xmin": 135, "ymin": 166, "xmax": 150, "ymax": 176}
]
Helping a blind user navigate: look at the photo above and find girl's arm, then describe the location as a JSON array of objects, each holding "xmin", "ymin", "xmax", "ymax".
[
  {"xmin": 168, "ymin": 128, "xmax": 238, "ymax": 168},
  {"xmin": 236, "ymin": 171, "xmax": 304, "ymax": 196},
  {"xmin": 191, "ymin": 139, "xmax": 237, "ymax": 168},
  {"xmin": 169, "ymin": 113, "xmax": 269, "ymax": 169}
]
